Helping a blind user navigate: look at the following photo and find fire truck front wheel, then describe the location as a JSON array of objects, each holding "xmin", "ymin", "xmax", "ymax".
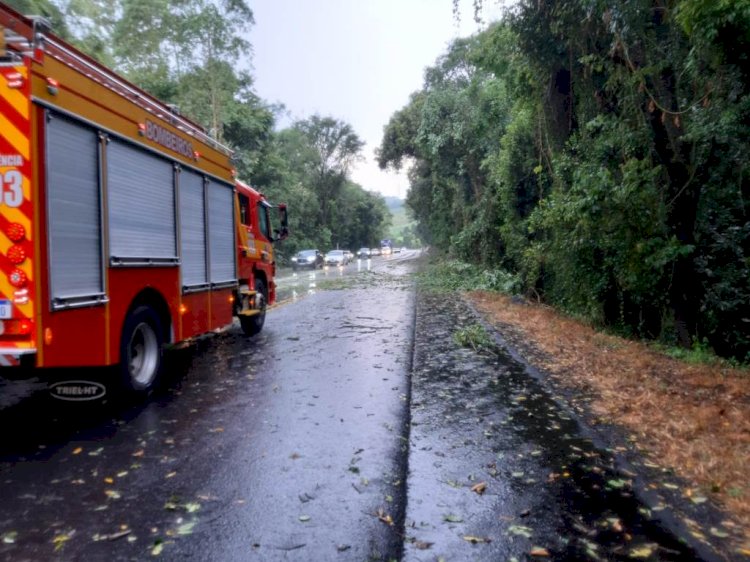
[
  {"xmin": 240, "ymin": 278, "xmax": 267, "ymax": 337},
  {"xmin": 120, "ymin": 306, "xmax": 163, "ymax": 393}
]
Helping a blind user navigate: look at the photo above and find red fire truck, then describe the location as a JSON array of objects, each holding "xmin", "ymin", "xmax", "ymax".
[{"xmin": 0, "ymin": 3, "xmax": 288, "ymax": 392}]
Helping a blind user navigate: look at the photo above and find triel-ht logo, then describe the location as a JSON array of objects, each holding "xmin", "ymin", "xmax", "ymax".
[{"xmin": 50, "ymin": 381, "xmax": 106, "ymax": 402}]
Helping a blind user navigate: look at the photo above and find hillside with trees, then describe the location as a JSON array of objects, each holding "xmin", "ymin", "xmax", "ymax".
[{"xmin": 378, "ymin": 0, "xmax": 750, "ymax": 362}]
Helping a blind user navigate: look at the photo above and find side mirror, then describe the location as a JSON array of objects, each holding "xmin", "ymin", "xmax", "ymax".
[
  {"xmin": 274, "ymin": 204, "xmax": 289, "ymax": 242},
  {"xmin": 273, "ymin": 227, "xmax": 289, "ymax": 242}
]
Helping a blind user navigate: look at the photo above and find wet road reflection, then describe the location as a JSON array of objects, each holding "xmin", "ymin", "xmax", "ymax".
[
  {"xmin": 0, "ymin": 252, "xmax": 419, "ymax": 561},
  {"xmin": 275, "ymin": 250, "xmax": 417, "ymax": 304}
]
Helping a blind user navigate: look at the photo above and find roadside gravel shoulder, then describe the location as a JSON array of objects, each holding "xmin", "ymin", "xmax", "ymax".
[
  {"xmin": 406, "ymin": 289, "xmax": 715, "ymax": 561},
  {"xmin": 466, "ymin": 291, "xmax": 750, "ymax": 560}
]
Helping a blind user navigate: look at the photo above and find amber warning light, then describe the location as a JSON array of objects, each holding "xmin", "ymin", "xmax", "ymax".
[{"xmin": 46, "ymin": 77, "xmax": 59, "ymax": 95}]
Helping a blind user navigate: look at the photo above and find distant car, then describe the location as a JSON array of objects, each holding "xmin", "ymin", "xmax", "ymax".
[
  {"xmin": 381, "ymin": 246, "xmax": 392, "ymax": 256},
  {"xmin": 371, "ymin": 247, "xmax": 382, "ymax": 256},
  {"xmin": 394, "ymin": 247, "xmax": 402, "ymax": 253},
  {"xmin": 343, "ymin": 250, "xmax": 354, "ymax": 262},
  {"xmin": 291, "ymin": 249, "xmax": 324, "ymax": 270},
  {"xmin": 357, "ymin": 247, "xmax": 371, "ymax": 258},
  {"xmin": 324, "ymin": 249, "xmax": 348, "ymax": 266}
]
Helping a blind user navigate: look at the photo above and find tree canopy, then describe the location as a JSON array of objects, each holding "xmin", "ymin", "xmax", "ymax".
[
  {"xmin": 6, "ymin": 0, "xmax": 392, "ymax": 257},
  {"xmin": 381, "ymin": 0, "xmax": 750, "ymax": 361}
]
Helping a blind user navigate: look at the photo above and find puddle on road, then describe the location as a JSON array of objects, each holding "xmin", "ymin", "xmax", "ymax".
[{"xmin": 407, "ymin": 292, "xmax": 698, "ymax": 561}]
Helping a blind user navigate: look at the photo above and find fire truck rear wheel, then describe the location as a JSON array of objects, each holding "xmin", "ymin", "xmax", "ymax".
[
  {"xmin": 240, "ymin": 279, "xmax": 267, "ymax": 336},
  {"xmin": 120, "ymin": 306, "xmax": 163, "ymax": 393}
]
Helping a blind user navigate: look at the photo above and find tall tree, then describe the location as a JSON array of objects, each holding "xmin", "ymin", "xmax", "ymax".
[
  {"xmin": 294, "ymin": 115, "xmax": 364, "ymax": 228},
  {"xmin": 173, "ymin": 0, "xmax": 254, "ymax": 140}
]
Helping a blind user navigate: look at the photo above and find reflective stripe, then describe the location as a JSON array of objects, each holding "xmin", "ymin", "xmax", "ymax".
[
  {"xmin": 0, "ymin": 63, "xmax": 34, "ymax": 345},
  {"xmin": 0, "ymin": 354, "xmax": 19, "ymax": 366}
]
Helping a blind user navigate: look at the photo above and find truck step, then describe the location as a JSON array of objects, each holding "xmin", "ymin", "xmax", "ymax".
[{"xmin": 237, "ymin": 309, "xmax": 261, "ymax": 317}]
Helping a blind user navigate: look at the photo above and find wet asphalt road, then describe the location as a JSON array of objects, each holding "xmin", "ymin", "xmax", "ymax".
[
  {"xmin": 0, "ymin": 254, "xmax": 417, "ymax": 561},
  {"xmin": 0, "ymin": 251, "xmax": 728, "ymax": 561}
]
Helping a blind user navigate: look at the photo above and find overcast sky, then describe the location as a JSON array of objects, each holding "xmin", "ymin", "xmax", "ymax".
[{"xmin": 249, "ymin": 0, "xmax": 508, "ymax": 199}]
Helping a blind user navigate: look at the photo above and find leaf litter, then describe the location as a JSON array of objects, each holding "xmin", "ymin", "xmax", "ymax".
[{"xmin": 469, "ymin": 291, "xmax": 750, "ymax": 550}]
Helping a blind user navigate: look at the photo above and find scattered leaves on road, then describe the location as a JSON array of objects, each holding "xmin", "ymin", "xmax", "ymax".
[
  {"xmin": 530, "ymin": 546, "xmax": 550, "ymax": 557},
  {"xmin": 709, "ymin": 527, "xmax": 729, "ymax": 538},
  {"xmin": 2, "ymin": 531, "xmax": 18, "ymax": 544},
  {"xmin": 443, "ymin": 514, "xmax": 463, "ymax": 523},
  {"xmin": 176, "ymin": 522, "xmax": 196, "ymax": 536},
  {"xmin": 376, "ymin": 509, "xmax": 394, "ymax": 526},
  {"xmin": 471, "ymin": 482, "xmax": 487, "ymax": 495},
  {"xmin": 92, "ymin": 529, "xmax": 131, "ymax": 542},
  {"xmin": 52, "ymin": 531, "xmax": 74, "ymax": 552},
  {"xmin": 628, "ymin": 544, "xmax": 656, "ymax": 558},
  {"xmin": 508, "ymin": 525, "xmax": 533, "ymax": 538},
  {"xmin": 164, "ymin": 500, "xmax": 201, "ymax": 513},
  {"xmin": 463, "ymin": 535, "xmax": 491, "ymax": 544}
]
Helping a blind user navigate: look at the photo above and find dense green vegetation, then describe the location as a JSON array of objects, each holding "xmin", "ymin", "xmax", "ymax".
[
  {"xmin": 379, "ymin": 1, "xmax": 750, "ymax": 361},
  {"xmin": 11, "ymin": 0, "xmax": 748, "ymax": 360},
  {"xmin": 7, "ymin": 0, "xmax": 391, "ymax": 261}
]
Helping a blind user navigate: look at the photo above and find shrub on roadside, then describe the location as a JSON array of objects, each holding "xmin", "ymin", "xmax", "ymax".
[{"xmin": 416, "ymin": 258, "xmax": 519, "ymax": 294}]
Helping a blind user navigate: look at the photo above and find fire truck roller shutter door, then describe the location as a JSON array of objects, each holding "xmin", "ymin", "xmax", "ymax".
[
  {"xmin": 207, "ymin": 180, "xmax": 235, "ymax": 284},
  {"xmin": 179, "ymin": 170, "xmax": 207, "ymax": 287},
  {"xmin": 46, "ymin": 115, "xmax": 104, "ymax": 303},
  {"xmin": 107, "ymin": 140, "xmax": 176, "ymax": 261}
]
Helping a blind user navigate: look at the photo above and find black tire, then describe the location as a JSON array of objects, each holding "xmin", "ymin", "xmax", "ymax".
[
  {"xmin": 120, "ymin": 305, "xmax": 163, "ymax": 393},
  {"xmin": 240, "ymin": 278, "xmax": 267, "ymax": 336}
]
